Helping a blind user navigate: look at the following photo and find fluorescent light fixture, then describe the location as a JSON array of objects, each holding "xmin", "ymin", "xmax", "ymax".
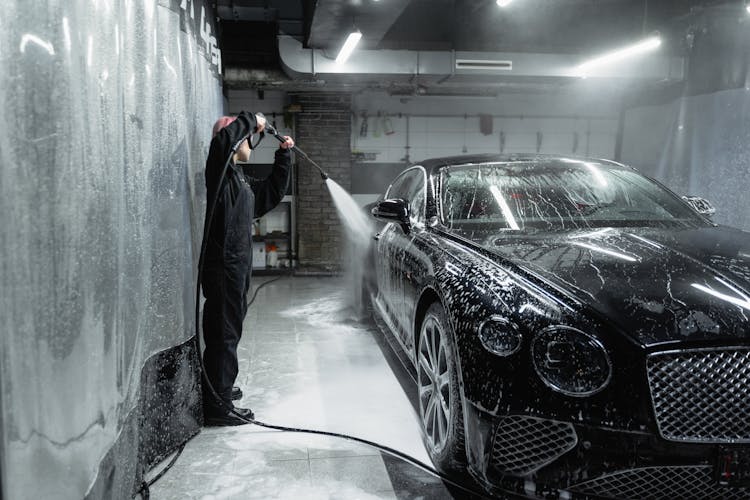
[
  {"xmin": 574, "ymin": 36, "xmax": 662, "ymax": 77},
  {"xmin": 335, "ymin": 31, "xmax": 362, "ymax": 64},
  {"xmin": 497, "ymin": 0, "xmax": 513, "ymax": 6},
  {"xmin": 746, "ymin": 4, "xmax": 750, "ymax": 13}
]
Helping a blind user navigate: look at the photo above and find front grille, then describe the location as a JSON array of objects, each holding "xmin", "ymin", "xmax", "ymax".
[
  {"xmin": 490, "ymin": 415, "xmax": 577, "ymax": 476},
  {"xmin": 567, "ymin": 466, "xmax": 750, "ymax": 500},
  {"xmin": 647, "ymin": 348, "xmax": 750, "ymax": 443}
]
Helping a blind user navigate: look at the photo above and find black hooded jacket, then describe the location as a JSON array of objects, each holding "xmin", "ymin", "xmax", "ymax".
[{"xmin": 203, "ymin": 111, "xmax": 291, "ymax": 270}]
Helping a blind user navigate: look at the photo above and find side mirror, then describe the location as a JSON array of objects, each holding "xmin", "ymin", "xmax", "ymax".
[
  {"xmin": 682, "ymin": 196, "xmax": 716, "ymax": 217},
  {"xmin": 371, "ymin": 198, "xmax": 411, "ymax": 233}
]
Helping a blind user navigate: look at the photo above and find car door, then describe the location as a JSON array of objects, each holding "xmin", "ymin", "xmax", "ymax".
[
  {"xmin": 375, "ymin": 167, "xmax": 429, "ymax": 349},
  {"xmin": 374, "ymin": 172, "xmax": 412, "ymax": 333}
]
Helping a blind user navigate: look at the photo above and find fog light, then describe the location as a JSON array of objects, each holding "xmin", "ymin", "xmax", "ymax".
[
  {"xmin": 478, "ymin": 316, "xmax": 522, "ymax": 356},
  {"xmin": 531, "ymin": 326, "xmax": 611, "ymax": 397}
]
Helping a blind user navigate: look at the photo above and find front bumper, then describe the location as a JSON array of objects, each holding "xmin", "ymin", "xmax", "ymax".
[{"xmin": 463, "ymin": 402, "xmax": 750, "ymax": 499}]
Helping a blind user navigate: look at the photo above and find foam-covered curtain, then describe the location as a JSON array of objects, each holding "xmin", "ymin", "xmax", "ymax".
[{"xmin": 0, "ymin": 1, "xmax": 223, "ymax": 497}]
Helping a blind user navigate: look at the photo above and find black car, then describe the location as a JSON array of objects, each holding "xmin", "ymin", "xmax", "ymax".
[{"xmin": 363, "ymin": 154, "xmax": 750, "ymax": 499}]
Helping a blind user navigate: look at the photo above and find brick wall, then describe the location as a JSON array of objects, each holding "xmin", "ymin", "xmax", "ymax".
[{"xmin": 292, "ymin": 92, "xmax": 352, "ymax": 270}]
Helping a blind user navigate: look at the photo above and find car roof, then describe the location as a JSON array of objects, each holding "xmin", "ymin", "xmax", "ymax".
[{"xmin": 413, "ymin": 153, "xmax": 628, "ymax": 177}]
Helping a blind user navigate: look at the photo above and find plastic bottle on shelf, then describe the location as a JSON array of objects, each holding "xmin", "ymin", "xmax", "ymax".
[{"xmin": 266, "ymin": 243, "xmax": 278, "ymax": 268}]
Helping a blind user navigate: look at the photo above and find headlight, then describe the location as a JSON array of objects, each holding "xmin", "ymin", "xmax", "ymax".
[
  {"xmin": 478, "ymin": 316, "xmax": 522, "ymax": 357},
  {"xmin": 531, "ymin": 326, "xmax": 611, "ymax": 397}
]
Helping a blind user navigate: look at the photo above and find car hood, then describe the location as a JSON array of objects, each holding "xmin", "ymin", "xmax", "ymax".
[{"xmin": 472, "ymin": 225, "xmax": 750, "ymax": 347}]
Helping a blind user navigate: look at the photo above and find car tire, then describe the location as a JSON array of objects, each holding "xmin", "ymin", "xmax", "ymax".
[{"xmin": 417, "ymin": 302, "xmax": 467, "ymax": 474}]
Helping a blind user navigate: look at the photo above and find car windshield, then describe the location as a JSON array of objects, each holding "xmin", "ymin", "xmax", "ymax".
[{"xmin": 440, "ymin": 160, "xmax": 705, "ymax": 232}]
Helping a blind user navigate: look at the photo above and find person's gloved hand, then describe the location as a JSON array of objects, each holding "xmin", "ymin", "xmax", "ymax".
[
  {"xmin": 254, "ymin": 113, "xmax": 267, "ymax": 133},
  {"xmin": 279, "ymin": 136, "xmax": 295, "ymax": 149}
]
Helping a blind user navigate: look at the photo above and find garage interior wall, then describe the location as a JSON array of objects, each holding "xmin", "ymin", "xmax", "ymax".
[
  {"xmin": 620, "ymin": 7, "xmax": 750, "ymax": 231},
  {"xmin": 0, "ymin": 1, "xmax": 224, "ymax": 498},
  {"xmin": 226, "ymin": 88, "xmax": 621, "ymax": 269},
  {"xmin": 351, "ymin": 90, "xmax": 621, "ymax": 204},
  {"xmin": 352, "ymin": 90, "xmax": 620, "ymax": 162}
]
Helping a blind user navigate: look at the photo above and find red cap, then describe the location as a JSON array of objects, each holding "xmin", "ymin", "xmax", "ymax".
[{"xmin": 212, "ymin": 115, "xmax": 237, "ymax": 137}]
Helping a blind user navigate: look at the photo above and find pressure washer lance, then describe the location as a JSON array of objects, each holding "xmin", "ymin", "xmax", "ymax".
[{"xmin": 263, "ymin": 120, "xmax": 329, "ymax": 180}]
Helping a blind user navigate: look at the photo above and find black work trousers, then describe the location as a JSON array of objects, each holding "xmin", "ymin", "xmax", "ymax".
[{"xmin": 201, "ymin": 261, "xmax": 251, "ymax": 411}]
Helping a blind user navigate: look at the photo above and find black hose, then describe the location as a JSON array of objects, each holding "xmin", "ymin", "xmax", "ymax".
[
  {"xmin": 140, "ymin": 129, "xmax": 495, "ymax": 500},
  {"xmin": 134, "ymin": 443, "xmax": 187, "ymax": 498}
]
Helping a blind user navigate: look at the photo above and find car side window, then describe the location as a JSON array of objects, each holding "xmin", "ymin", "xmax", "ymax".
[
  {"xmin": 385, "ymin": 175, "xmax": 408, "ymax": 200},
  {"xmin": 386, "ymin": 169, "xmax": 426, "ymax": 225}
]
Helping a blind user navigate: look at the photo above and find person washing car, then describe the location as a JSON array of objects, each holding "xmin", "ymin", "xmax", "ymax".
[{"xmin": 202, "ymin": 111, "xmax": 294, "ymax": 426}]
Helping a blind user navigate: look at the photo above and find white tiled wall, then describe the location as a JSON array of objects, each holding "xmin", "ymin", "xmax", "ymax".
[
  {"xmin": 352, "ymin": 113, "xmax": 618, "ymax": 164},
  {"xmin": 351, "ymin": 89, "xmax": 620, "ymax": 166},
  {"xmin": 225, "ymin": 89, "xmax": 620, "ymax": 172}
]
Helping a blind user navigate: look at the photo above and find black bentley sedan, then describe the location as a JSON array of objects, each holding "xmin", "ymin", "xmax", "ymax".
[{"xmin": 364, "ymin": 154, "xmax": 750, "ymax": 499}]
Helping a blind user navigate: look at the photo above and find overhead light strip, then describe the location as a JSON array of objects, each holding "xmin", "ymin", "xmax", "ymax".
[
  {"xmin": 574, "ymin": 35, "xmax": 662, "ymax": 77},
  {"xmin": 335, "ymin": 31, "xmax": 362, "ymax": 64},
  {"xmin": 455, "ymin": 59, "xmax": 513, "ymax": 70}
]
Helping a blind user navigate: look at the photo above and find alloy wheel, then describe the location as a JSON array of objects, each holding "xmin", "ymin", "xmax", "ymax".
[{"xmin": 417, "ymin": 313, "xmax": 452, "ymax": 454}]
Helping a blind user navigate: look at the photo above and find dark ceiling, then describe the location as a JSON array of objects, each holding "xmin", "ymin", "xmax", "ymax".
[{"xmin": 215, "ymin": 0, "xmax": 742, "ymax": 89}]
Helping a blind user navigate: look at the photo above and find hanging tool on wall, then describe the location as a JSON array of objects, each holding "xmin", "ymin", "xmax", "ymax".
[
  {"xmin": 399, "ymin": 114, "xmax": 411, "ymax": 164},
  {"xmin": 479, "ymin": 113, "xmax": 493, "ymax": 136},
  {"xmin": 373, "ymin": 111, "xmax": 382, "ymax": 138},
  {"xmin": 383, "ymin": 114, "xmax": 394, "ymax": 135},
  {"xmin": 359, "ymin": 111, "xmax": 368, "ymax": 137}
]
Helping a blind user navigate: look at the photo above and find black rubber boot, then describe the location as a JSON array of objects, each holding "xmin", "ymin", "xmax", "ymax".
[{"xmin": 204, "ymin": 406, "xmax": 255, "ymax": 427}]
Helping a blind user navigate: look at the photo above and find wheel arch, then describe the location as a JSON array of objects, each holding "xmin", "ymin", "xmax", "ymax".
[{"xmin": 413, "ymin": 286, "xmax": 443, "ymax": 361}]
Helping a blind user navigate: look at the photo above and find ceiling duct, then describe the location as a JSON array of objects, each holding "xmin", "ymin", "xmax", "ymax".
[
  {"xmin": 217, "ymin": 36, "xmax": 688, "ymax": 91},
  {"xmin": 276, "ymin": 36, "xmax": 684, "ymax": 85}
]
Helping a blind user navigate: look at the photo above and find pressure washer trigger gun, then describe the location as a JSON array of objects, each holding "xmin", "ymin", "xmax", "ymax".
[
  {"xmin": 261, "ymin": 115, "xmax": 329, "ymax": 181},
  {"xmin": 259, "ymin": 115, "xmax": 288, "ymax": 146}
]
